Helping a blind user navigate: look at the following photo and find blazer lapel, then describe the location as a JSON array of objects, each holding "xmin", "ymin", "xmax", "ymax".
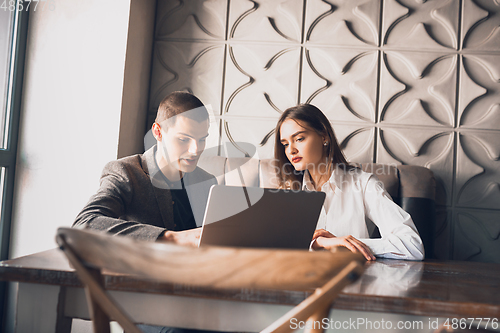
[{"xmin": 142, "ymin": 146, "xmax": 176, "ymax": 230}]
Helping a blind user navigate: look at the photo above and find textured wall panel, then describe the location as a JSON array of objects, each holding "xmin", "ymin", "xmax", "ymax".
[
  {"xmin": 377, "ymin": 128, "xmax": 454, "ymax": 206},
  {"xmin": 380, "ymin": 51, "xmax": 457, "ymax": 127},
  {"xmin": 454, "ymin": 209, "xmax": 500, "ymax": 262},
  {"xmin": 301, "ymin": 48, "xmax": 378, "ymax": 123},
  {"xmin": 462, "ymin": 0, "xmax": 500, "ymax": 51},
  {"xmin": 459, "ymin": 55, "xmax": 500, "ymax": 130},
  {"xmin": 149, "ymin": 41, "xmax": 224, "ymax": 116},
  {"xmin": 434, "ymin": 208, "xmax": 452, "ymax": 260},
  {"xmin": 305, "ymin": 0, "xmax": 381, "ymax": 46},
  {"xmin": 223, "ymin": 44, "xmax": 300, "ymax": 117},
  {"xmin": 155, "ymin": 0, "xmax": 227, "ymax": 40},
  {"xmin": 150, "ymin": 0, "xmax": 500, "ymax": 262},
  {"xmin": 332, "ymin": 124, "xmax": 375, "ymax": 163},
  {"xmin": 382, "ymin": 0, "xmax": 459, "ymax": 50},
  {"xmin": 228, "ymin": 0, "xmax": 304, "ymax": 42},
  {"xmin": 221, "ymin": 119, "xmax": 277, "ymax": 159},
  {"xmin": 456, "ymin": 131, "xmax": 500, "ymax": 209}
]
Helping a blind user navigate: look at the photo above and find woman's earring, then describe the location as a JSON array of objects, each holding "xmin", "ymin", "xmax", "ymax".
[{"xmin": 324, "ymin": 142, "xmax": 328, "ymax": 146}]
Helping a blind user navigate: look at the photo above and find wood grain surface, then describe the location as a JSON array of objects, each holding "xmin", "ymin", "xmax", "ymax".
[
  {"xmin": 55, "ymin": 228, "xmax": 365, "ymax": 291},
  {"xmin": 1, "ymin": 228, "xmax": 499, "ymax": 318}
]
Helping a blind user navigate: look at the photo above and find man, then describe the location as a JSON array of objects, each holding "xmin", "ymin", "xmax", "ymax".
[{"xmin": 73, "ymin": 91, "xmax": 216, "ymax": 247}]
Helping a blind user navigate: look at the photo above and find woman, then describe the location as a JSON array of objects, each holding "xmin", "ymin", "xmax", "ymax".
[{"xmin": 274, "ymin": 104, "xmax": 424, "ymax": 261}]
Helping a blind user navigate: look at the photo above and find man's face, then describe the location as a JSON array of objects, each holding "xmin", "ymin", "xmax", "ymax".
[{"xmin": 159, "ymin": 115, "xmax": 209, "ymax": 174}]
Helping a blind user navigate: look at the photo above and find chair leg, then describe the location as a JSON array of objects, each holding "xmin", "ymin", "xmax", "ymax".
[
  {"xmin": 260, "ymin": 261, "xmax": 363, "ymax": 333},
  {"xmin": 303, "ymin": 304, "xmax": 331, "ymax": 333},
  {"xmin": 57, "ymin": 235, "xmax": 143, "ymax": 333},
  {"xmin": 84, "ymin": 267, "xmax": 111, "ymax": 333}
]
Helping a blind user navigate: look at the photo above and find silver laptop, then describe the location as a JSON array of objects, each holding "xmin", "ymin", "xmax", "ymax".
[{"xmin": 198, "ymin": 185, "xmax": 326, "ymax": 249}]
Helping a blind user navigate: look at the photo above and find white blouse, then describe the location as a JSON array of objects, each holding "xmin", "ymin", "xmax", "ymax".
[{"xmin": 303, "ymin": 168, "xmax": 424, "ymax": 260}]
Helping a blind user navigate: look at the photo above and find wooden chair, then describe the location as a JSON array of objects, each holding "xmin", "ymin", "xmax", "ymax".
[{"xmin": 56, "ymin": 227, "xmax": 365, "ymax": 333}]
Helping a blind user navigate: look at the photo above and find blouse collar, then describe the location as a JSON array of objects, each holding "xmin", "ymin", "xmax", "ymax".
[
  {"xmin": 302, "ymin": 165, "xmax": 358, "ymax": 192},
  {"xmin": 302, "ymin": 169, "xmax": 338, "ymax": 192}
]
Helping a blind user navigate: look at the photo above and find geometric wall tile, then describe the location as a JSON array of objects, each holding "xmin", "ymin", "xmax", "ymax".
[
  {"xmin": 383, "ymin": 0, "xmax": 459, "ymax": 50},
  {"xmin": 222, "ymin": 119, "xmax": 278, "ymax": 159},
  {"xmin": 462, "ymin": 0, "xmax": 500, "ymax": 51},
  {"xmin": 150, "ymin": 0, "xmax": 500, "ymax": 262},
  {"xmin": 155, "ymin": 0, "xmax": 227, "ymax": 40},
  {"xmin": 149, "ymin": 41, "xmax": 225, "ymax": 115},
  {"xmin": 223, "ymin": 44, "xmax": 300, "ymax": 118},
  {"xmin": 332, "ymin": 124, "xmax": 374, "ymax": 164},
  {"xmin": 459, "ymin": 55, "xmax": 500, "ymax": 130},
  {"xmin": 456, "ymin": 132, "xmax": 500, "ymax": 209},
  {"xmin": 454, "ymin": 209, "xmax": 500, "ymax": 263},
  {"xmin": 380, "ymin": 52, "xmax": 457, "ymax": 127},
  {"xmin": 434, "ymin": 208, "xmax": 452, "ymax": 260},
  {"xmin": 377, "ymin": 128, "xmax": 454, "ymax": 206},
  {"xmin": 301, "ymin": 48, "xmax": 378, "ymax": 123},
  {"xmin": 305, "ymin": 0, "xmax": 380, "ymax": 46},
  {"xmin": 228, "ymin": 0, "xmax": 303, "ymax": 42}
]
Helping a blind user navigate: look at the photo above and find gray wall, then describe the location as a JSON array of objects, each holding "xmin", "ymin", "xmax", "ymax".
[
  {"xmin": 11, "ymin": 0, "xmax": 155, "ymax": 258},
  {"xmin": 8, "ymin": 2, "xmax": 156, "ymax": 332},
  {"xmin": 148, "ymin": 0, "xmax": 500, "ymax": 262}
]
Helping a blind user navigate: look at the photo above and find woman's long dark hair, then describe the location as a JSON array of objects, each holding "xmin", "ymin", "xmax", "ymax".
[{"xmin": 274, "ymin": 104, "xmax": 350, "ymax": 190}]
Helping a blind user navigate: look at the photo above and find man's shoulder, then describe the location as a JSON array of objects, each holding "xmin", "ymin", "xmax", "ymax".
[
  {"xmin": 104, "ymin": 154, "xmax": 142, "ymax": 170},
  {"xmin": 102, "ymin": 150, "xmax": 152, "ymax": 178}
]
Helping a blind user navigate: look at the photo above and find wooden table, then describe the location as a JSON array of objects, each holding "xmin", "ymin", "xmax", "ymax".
[{"xmin": 1, "ymin": 249, "xmax": 499, "ymax": 333}]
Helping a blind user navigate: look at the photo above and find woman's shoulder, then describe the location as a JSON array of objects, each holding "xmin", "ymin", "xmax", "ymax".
[
  {"xmin": 333, "ymin": 164, "xmax": 372, "ymax": 180},
  {"xmin": 332, "ymin": 165, "xmax": 377, "ymax": 191}
]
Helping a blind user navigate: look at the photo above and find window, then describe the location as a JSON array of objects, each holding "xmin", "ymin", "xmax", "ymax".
[
  {"xmin": 0, "ymin": 6, "xmax": 15, "ymax": 147},
  {"xmin": 0, "ymin": 4, "xmax": 29, "ymax": 329}
]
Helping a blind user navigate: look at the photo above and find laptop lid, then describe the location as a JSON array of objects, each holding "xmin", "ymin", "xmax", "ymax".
[{"xmin": 199, "ymin": 185, "xmax": 326, "ymax": 249}]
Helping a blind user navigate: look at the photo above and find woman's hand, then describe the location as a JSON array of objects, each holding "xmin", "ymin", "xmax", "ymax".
[
  {"xmin": 312, "ymin": 228, "xmax": 336, "ymax": 241},
  {"xmin": 313, "ymin": 234, "xmax": 376, "ymax": 261}
]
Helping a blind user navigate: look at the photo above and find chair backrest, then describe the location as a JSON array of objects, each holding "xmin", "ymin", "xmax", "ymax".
[
  {"xmin": 358, "ymin": 163, "xmax": 436, "ymax": 258},
  {"xmin": 57, "ymin": 227, "xmax": 363, "ymax": 290},
  {"xmin": 198, "ymin": 157, "xmax": 436, "ymax": 258},
  {"xmin": 56, "ymin": 227, "xmax": 365, "ymax": 333}
]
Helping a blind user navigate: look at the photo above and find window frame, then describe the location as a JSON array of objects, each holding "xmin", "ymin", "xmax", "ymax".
[{"xmin": 0, "ymin": 5, "xmax": 30, "ymax": 329}]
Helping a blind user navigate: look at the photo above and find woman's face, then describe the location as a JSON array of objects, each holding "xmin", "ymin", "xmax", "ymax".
[{"xmin": 279, "ymin": 119, "xmax": 326, "ymax": 172}]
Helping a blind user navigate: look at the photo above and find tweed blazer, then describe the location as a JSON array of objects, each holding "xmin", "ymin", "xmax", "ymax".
[{"xmin": 73, "ymin": 146, "xmax": 217, "ymax": 241}]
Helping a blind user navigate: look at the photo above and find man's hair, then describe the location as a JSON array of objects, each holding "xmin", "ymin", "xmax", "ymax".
[{"xmin": 155, "ymin": 91, "xmax": 209, "ymax": 127}]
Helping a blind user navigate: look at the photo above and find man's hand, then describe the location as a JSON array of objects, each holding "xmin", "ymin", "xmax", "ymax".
[
  {"xmin": 313, "ymin": 234, "xmax": 376, "ymax": 261},
  {"xmin": 159, "ymin": 228, "xmax": 201, "ymax": 247}
]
